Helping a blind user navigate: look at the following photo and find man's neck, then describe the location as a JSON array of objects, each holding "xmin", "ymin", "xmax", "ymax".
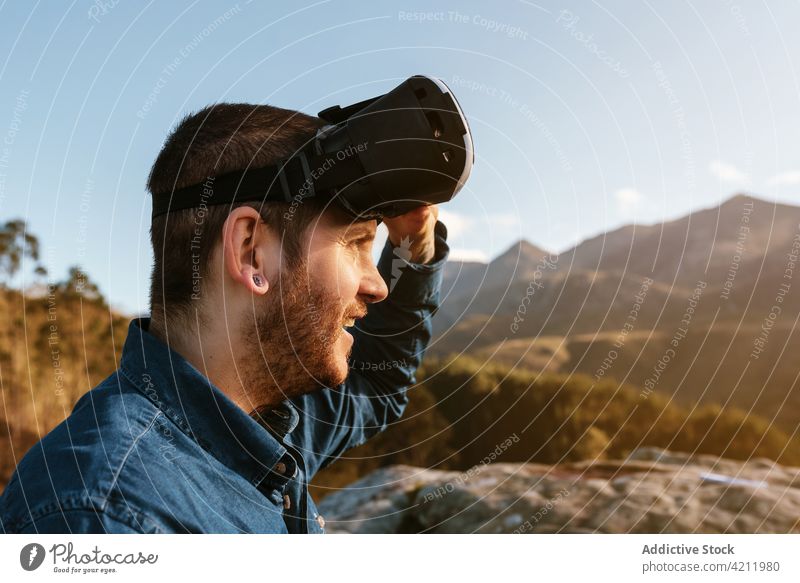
[{"xmin": 147, "ymin": 315, "xmax": 272, "ymax": 414}]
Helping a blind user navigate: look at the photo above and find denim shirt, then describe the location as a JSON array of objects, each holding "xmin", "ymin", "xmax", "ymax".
[{"xmin": 0, "ymin": 221, "xmax": 448, "ymax": 534}]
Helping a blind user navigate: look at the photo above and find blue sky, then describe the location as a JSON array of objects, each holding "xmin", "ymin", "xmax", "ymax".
[{"xmin": 0, "ymin": 0, "xmax": 798, "ymax": 314}]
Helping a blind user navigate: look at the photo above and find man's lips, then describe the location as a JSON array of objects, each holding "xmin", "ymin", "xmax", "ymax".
[
  {"xmin": 341, "ymin": 310, "xmax": 367, "ymax": 330},
  {"xmin": 340, "ymin": 311, "xmax": 366, "ymax": 344}
]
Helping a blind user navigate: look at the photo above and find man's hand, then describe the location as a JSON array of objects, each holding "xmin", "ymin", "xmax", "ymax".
[{"xmin": 382, "ymin": 204, "xmax": 439, "ymax": 265}]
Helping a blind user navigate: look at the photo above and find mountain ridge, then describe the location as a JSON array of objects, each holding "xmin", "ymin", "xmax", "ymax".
[
  {"xmin": 463, "ymin": 192, "xmax": 794, "ymax": 267},
  {"xmin": 431, "ymin": 192, "xmax": 800, "ymax": 431}
]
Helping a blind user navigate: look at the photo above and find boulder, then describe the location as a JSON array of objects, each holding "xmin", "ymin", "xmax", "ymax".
[{"xmin": 318, "ymin": 448, "xmax": 800, "ymax": 533}]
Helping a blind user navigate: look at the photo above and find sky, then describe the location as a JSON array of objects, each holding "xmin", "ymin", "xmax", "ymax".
[{"xmin": 0, "ymin": 0, "xmax": 798, "ymax": 314}]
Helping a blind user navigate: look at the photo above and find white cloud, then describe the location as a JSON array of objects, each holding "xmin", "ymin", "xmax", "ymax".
[
  {"xmin": 437, "ymin": 209, "xmax": 472, "ymax": 239},
  {"xmin": 448, "ymin": 248, "xmax": 489, "ymax": 262},
  {"xmin": 438, "ymin": 209, "xmax": 521, "ymax": 238},
  {"xmin": 709, "ymin": 160, "xmax": 748, "ymax": 183},
  {"xmin": 614, "ymin": 187, "xmax": 642, "ymax": 216},
  {"xmin": 486, "ymin": 213, "xmax": 521, "ymax": 228},
  {"xmin": 767, "ymin": 171, "xmax": 800, "ymax": 186}
]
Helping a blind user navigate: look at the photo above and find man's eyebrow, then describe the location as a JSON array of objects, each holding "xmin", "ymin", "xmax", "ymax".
[{"xmin": 346, "ymin": 223, "xmax": 376, "ymax": 239}]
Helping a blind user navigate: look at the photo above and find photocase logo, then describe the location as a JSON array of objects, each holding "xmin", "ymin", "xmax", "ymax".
[
  {"xmin": 20, "ymin": 543, "xmax": 46, "ymax": 571},
  {"xmin": 390, "ymin": 236, "xmax": 413, "ymax": 292}
]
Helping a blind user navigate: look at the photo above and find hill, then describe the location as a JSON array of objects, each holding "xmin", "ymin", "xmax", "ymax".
[
  {"xmin": 430, "ymin": 194, "xmax": 800, "ymax": 430},
  {"xmin": 310, "ymin": 355, "xmax": 800, "ymax": 497},
  {"xmin": 0, "ymin": 278, "xmax": 128, "ymax": 488}
]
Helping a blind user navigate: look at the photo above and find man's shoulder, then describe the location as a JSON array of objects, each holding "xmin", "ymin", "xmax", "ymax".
[{"xmin": 0, "ymin": 372, "xmax": 168, "ymax": 533}]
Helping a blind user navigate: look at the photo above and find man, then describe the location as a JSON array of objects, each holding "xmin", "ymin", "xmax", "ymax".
[{"xmin": 0, "ymin": 102, "xmax": 449, "ymax": 533}]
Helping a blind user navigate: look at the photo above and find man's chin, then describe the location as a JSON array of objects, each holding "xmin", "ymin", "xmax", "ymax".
[
  {"xmin": 333, "ymin": 327, "xmax": 355, "ymax": 384},
  {"xmin": 331, "ymin": 363, "xmax": 350, "ymax": 388},
  {"xmin": 309, "ymin": 358, "xmax": 348, "ymax": 390}
]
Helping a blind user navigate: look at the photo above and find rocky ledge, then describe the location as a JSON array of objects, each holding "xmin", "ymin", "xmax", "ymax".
[{"xmin": 318, "ymin": 448, "xmax": 800, "ymax": 533}]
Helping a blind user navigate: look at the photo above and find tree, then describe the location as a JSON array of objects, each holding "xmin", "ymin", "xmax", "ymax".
[
  {"xmin": 0, "ymin": 219, "xmax": 46, "ymax": 287},
  {"xmin": 58, "ymin": 266, "xmax": 104, "ymax": 304}
]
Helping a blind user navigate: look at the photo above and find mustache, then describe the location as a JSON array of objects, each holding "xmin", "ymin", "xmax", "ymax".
[{"xmin": 344, "ymin": 301, "xmax": 369, "ymax": 321}]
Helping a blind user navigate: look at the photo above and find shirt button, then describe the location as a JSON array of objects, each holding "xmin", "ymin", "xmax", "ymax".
[
  {"xmin": 317, "ymin": 514, "xmax": 325, "ymax": 529},
  {"xmin": 283, "ymin": 494, "xmax": 291, "ymax": 510},
  {"xmin": 274, "ymin": 461, "xmax": 287, "ymax": 475}
]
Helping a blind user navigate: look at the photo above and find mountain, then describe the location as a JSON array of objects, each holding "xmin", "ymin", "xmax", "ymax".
[
  {"xmin": 441, "ymin": 239, "xmax": 552, "ymax": 301},
  {"xmin": 439, "ymin": 194, "xmax": 800, "ymax": 329},
  {"xmin": 559, "ymin": 194, "xmax": 800, "ymax": 288},
  {"xmin": 430, "ymin": 194, "xmax": 800, "ymax": 431},
  {"xmin": 437, "ymin": 239, "xmax": 553, "ymax": 333}
]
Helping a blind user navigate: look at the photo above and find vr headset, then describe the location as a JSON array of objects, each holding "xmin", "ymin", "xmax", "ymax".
[{"xmin": 151, "ymin": 75, "xmax": 473, "ymax": 220}]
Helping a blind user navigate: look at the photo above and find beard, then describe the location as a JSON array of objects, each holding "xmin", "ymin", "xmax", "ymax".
[{"xmin": 238, "ymin": 258, "xmax": 366, "ymax": 410}]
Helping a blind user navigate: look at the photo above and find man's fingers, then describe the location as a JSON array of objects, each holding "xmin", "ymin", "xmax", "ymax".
[{"xmin": 383, "ymin": 204, "xmax": 438, "ymax": 233}]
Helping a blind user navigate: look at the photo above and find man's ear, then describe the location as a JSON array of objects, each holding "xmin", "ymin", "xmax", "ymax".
[{"xmin": 221, "ymin": 206, "xmax": 274, "ymax": 296}]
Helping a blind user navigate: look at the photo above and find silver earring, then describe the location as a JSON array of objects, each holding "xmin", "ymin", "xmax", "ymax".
[{"xmin": 253, "ymin": 274, "xmax": 263, "ymax": 287}]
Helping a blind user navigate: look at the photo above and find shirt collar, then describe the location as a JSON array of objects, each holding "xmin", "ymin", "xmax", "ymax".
[
  {"xmin": 251, "ymin": 400, "xmax": 300, "ymax": 439},
  {"xmin": 119, "ymin": 317, "xmax": 292, "ymax": 488}
]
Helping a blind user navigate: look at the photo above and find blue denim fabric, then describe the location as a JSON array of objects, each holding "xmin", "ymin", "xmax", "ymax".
[{"xmin": 0, "ymin": 221, "xmax": 448, "ymax": 533}]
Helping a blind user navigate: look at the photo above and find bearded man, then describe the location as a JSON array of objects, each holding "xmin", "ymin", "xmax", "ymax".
[{"xmin": 0, "ymin": 101, "xmax": 449, "ymax": 533}]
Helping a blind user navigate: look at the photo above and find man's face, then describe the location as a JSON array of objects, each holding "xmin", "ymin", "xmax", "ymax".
[{"xmin": 243, "ymin": 206, "xmax": 388, "ymax": 403}]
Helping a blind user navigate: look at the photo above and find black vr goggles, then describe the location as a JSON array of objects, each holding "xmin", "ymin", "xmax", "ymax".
[{"xmin": 151, "ymin": 75, "xmax": 474, "ymax": 220}]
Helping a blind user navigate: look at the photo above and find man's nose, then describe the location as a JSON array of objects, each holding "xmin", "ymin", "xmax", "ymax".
[{"xmin": 359, "ymin": 261, "xmax": 389, "ymax": 304}]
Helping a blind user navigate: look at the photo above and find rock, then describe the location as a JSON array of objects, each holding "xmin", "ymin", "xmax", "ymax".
[{"xmin": 318, "ymin": 448, "xmax": 800, "ymax": 533}]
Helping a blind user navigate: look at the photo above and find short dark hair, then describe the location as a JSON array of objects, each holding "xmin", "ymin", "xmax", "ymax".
[{"xmin": 146, "ymin": 102, "xmax": 326, "ymax": 327}]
